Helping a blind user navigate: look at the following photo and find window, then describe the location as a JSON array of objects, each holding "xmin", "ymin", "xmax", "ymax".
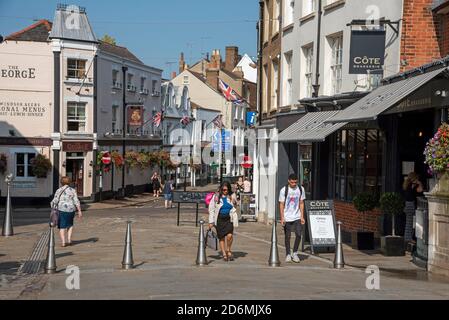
[
  {"xmin": 271, "ymin": 60, "xmax": 279, "ymax": 110},
  {"xmin": 283, "ymin": 51, "xmax": 293, "ymax": 106},
  {"xmin": 140, "ymin": 77, "xmax": 146, "ymax": 91},
  {"xmin": 127, "ymin": 74, "xmax": 135, "ymax": 91},
  {"xmin": 334, "ymin": 129, "xmax": 383, "ymax": 201},
  {"xmin": 303, "ymin": 0, "xmax": 316, "ymax": 16},
  {"xmin": 330, "ymin": 35, "xmax": 343, "ymax": 95},
  {"xmin": 67, "ymin": 102, "xmax": 86, "ymax": 132},
  {"xmin": 112, "ymin": 70, "xmax": 119, "ymax": 87},
  {"xmin": 235, "ymin": 105, "xmax": 239, "ymax": 120},
  {"xmin": 263, "ymin": 1, "xmax": 269, "ymax": 43},
  {"xmin": 273, "ymin": 0, "xmax": 281, "ymax": 34},
  {"xmin": 152, "ymin": 80, "xmax": 158, "ymax": 94},
  {"xmin": 15, "ymin": 152, "xmax": 36, "ymax": 178},
  {"xmin": 284, "ymin": 0, "xmax": 295, "ymax": 26},
  {"xmin": 112, "ymin": 105, "xmax": 118, "ymax": 133},
  {"xmin": 263, "ymin": 64, "xmax": 269, "ymax": 113},
  {"xmin": 67, "ymin": 59, "xmax": 86, "ymax": 79},
  {"xmin": 304, "ymin": 45, "xmax": 314, "ymax": 97},
  {"xmin": 183, "ymin": 75, "xmax": 189, "ymax": 85}
]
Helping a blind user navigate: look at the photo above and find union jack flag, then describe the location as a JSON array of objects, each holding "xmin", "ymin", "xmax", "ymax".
[
  {"xmin": 212, "ymin": 114, "xmax": 224, "ymax": 129},
  {"xmin": 180, "ymin": 115, "xmax": 191, "ymax": 126},
  {"xmin": 218, "ymin": 79, "xmax": 244, "ymax": 105},
  {"xmin": 152, "ymin": 111, "xmax": 163, "ymax": 128}
]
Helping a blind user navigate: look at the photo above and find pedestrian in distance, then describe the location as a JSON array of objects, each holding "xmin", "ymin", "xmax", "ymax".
[
  {"xmin": 279, "ymin": 173, "xmax": 306, "ymax": 263},
  {"xmin": 151, "ymin": 172, "xmax": 161, "ymax": 197},
  {"xmin": 163, "ymin": 176, "xmax": 175, "ymax": 209},
  {"xmin": 208, "ymin": 181, "xmax": 239, "ymax": 261},
  {"xmin": 50, "ymin": 176, "xmax": 83, "ymax": 247},
  {"xmin": 403, "ymin": 172, "xmax": 424, "ymax": 243},
  {"xmin": 235, "ymin": 176, "xmax": 244, "ymax": 201},
  {"xmin": 243, "ymin": 176, "xmax": 251, "ymax": 193}
]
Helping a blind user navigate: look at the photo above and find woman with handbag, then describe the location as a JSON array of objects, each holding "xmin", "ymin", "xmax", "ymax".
[
  {"xmin": 208, "ymin": 181, "xmax": 239, "ymax": 261},
  {"xmin": 50, "ymin": 176, "xmax": 83, "ymax": 247}
]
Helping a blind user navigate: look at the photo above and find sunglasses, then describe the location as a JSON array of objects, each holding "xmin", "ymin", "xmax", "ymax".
[{"xmin": 222, "ymin": 188, "xmax": 229, "ymax": 191}]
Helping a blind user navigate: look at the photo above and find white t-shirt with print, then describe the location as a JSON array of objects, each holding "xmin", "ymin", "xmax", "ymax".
[{"xmin": 279, "ymin": 186, "xmax": 306, "ymax": 222}]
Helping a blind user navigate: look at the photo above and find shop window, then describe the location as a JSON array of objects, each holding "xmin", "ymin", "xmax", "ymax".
[
  {"xmin": 299, "ymin": 144, "xmax": 312, "ymax": 198},
  {"xmin": 67, "ymin": 102, "xmax": 87, "ymax": 132},
  {"xmin": 334, "ymin": 129, "xmax": 383, "ymax": 201},
  {"xmin": 15, "ymin": 152, "xmax": 36, "ymax": 178},
  {"xmin": 67, "ymin": 59, "xmax": 86, "ymax": 79},
  {"xmin": 112, "ymin": 105, "xmax": 118, "ymax": 133}
]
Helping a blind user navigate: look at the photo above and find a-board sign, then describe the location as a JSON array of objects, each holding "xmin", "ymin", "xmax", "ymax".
[
  {"xmin": 305, "ymin": 200, "xmax": 337, "ymax": 249},
  {"xmin": 240, "ymin": 193, "xmax": 256, "ymax": 217},
  {"xmin": 172, "ymin": 191, "xmax": 211, "ymax": 204}
]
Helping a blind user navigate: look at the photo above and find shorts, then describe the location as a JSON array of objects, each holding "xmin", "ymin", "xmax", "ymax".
[{"xmin": 164, "ymin": 194, "xmax": 173, "ymax": 201}]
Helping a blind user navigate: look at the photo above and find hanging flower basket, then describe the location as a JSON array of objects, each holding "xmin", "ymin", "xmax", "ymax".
[
  {"xmin": 0, "ymin": 153, "xmax": 7, "ymax": 175},
  {"xmin": 111, "ymin": 151, "xmax": 124, "ymax": 169},
  {"xmin": 424, "ymin": 122, "xmax": 449, "ymax": 175},
  {"xmin": 30, "ymin": 154, "xmax": 52, "ymax": 178}
]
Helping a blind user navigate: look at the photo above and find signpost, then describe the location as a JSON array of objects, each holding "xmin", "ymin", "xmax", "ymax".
[
  {"xmin": 305, "ymin": 200, "xmax": 337, "ymax": 254},
  {"xmin": 173, "ymin": 191, "xmax": 212, "ymax": 227}
]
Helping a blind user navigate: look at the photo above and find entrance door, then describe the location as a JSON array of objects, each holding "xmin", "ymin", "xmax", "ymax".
[{"xmin": 66, "ymin": 159, "xmax": 84, "ymax": 196}]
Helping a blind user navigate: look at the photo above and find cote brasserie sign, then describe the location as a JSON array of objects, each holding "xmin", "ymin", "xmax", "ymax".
[
  {"xmin": 349, "ymin": 30, "xmax": 386, "ymax": 75},
  {"xmin": 1, "ymin": 65, "xmax": 36, "ymax": 79}
]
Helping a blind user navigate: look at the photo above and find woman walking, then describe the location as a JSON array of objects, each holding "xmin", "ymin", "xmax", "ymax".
[
  {"xmin": 208, "ymin": 181, "xmax": 239, "ymax": 261},
  {"xmin": 152, "ymin": 172, "xmax": 161, "ymax": 197},
  {"xmin": 163, "ymin": 176, "xmax": 174, "ymax": 209},
  {"xmin": 50, "ymin": 176, "xmax": 83, "ymax": 247},
  {"xmin": 403, "ymin": 172, "xmax": 423, "ymax": 243}
]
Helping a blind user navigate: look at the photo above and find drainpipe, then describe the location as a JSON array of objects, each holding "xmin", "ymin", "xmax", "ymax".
[
  {"xmin": 258, "ymin": 0, "xmax": 264, "ymax": 126},
  {"xmin": 121, "ymin": 65, "xmax": 128, "ymax": 198},
  {"xmin": 312, "ymin": 0, "xmax": 322, "ymax": 98}
]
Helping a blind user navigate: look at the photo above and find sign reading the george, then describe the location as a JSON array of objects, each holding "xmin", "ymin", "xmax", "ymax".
[
  {"xmin": 1, "ymin": 66, "xmax": 36, "ymax": 79},
  {"xmin": 127, "ymin": 105, "xmax": 143, "ymax": 126},
  {"xmin": 305, "ymin": 200, "xmax": 337, "ymax": 248},
  {"xmin": 172, "ymin": 191, "xmax": 211, "ymax": 204},
  {"xmin": 349, "ymin": 30, "xmax": 386, "ymax": 74},
  {"xmin": 62, "ymin": 142, "xmax": 93, "ymax": 152}
]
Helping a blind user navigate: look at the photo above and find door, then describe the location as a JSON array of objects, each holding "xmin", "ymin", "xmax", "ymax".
[{"xmin": 66, "ymin": 159, "xmax": 84, "ymax": 196}]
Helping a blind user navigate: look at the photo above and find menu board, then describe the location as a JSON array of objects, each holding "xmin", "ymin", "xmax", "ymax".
[
  {"xmin": 240, "ymin": 193, "xmax": 256, "ymax": 217},
  {"xmin": 172, "ymin": 191, "xmax": 211, "ymax": 204},
  {"xmin": 305, "ymin": 200, "xmax": 337, "ymax": 248}
]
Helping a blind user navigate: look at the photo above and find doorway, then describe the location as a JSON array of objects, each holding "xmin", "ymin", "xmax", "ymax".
[{"xmin": 66, "ymin": 157, "xmax": 84, "ymax": 196}]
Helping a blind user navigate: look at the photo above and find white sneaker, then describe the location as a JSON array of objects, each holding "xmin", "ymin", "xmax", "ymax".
[
  {"xmin": 285, "ymin": 254, "xmax": 292, "ymax": 263},
  {"xmin": 292, "ymin": 252, "xmax": 300, "ymax": 263}
]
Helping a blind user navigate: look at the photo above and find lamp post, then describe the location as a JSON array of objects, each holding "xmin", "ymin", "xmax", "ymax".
[{"xmin": 2, "ymin": 173, "xmax": 14, "ymax": 237}]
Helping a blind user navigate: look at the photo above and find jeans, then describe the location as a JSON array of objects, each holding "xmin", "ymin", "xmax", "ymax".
[{"xmin": 284, "ymin": 220, "xmax": 302, "ymax": 256}]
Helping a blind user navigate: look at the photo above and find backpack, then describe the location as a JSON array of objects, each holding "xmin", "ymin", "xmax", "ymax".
[
  {"xmin": 205, "ymin": 192, "xmax": 216, "ymax": 206},
  {"xmin": 283, "ymin": 184, "xmax": 302, "ymax": 203}
]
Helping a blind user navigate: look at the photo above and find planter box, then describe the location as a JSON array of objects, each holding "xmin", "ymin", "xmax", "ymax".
[
  {"xmin": 381, "ymin": 236, "xmax": 405, "ymax": 256},
  {"xmin": 351, "ymin": 231, "xmax": 375, "ymax": 250}
]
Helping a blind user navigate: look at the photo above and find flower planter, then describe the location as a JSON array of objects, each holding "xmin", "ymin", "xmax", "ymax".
[
  {"xmin": 351, "ymin": 231, "xmax": 375, "ymax": 250},
  {"xmin": 381, "ymin": 236, "xmax": 405, "ymax": 256}
]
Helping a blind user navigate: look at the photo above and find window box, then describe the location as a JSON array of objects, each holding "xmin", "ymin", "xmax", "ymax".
[
  {"xmin": 127, "ymin": 84, "xmax": 137, "ymax": 92},
  {"xmin": 152, "ymin": 91, "xmax": 161, "ymax": 97},
  {"xmin": 112, "ymin": 81, "xmax": 122, "ymax": 90},
  {"xmin": 140, "ymin": 88, "xmax": 149, "ymax": 95}
]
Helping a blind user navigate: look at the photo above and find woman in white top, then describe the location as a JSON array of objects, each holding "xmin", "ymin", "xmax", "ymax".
[{"xmin": 50, "ymin": 176, "xmax": 83, "ymax": 247}]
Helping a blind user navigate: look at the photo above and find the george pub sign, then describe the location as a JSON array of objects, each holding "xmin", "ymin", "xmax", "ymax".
[{"xmin": 349, "ymin": 30, "xmax": 386, "ymax": 74}]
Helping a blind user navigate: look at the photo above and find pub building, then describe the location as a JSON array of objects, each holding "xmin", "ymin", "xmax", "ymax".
[
  {"xmin": 0, "ymin": 5, "xmax": 163, "ymax": 205},
  {"xmin": 277, "ymin": 56, "xmax": 449, "ymax": 245}
]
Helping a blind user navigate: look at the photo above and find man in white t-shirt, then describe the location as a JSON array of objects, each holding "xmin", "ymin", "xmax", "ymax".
[{"xmin": 279, "ymin": 174, "xmax": 306, "ymax": 263}]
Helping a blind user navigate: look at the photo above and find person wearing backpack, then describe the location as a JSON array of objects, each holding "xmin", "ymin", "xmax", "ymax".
[
  {"xmin": 163, "ymin": 176, "xmax": 175, "ymax": 209},
  {"xmin": 279, "ymin": 174, "xmax": 305, "ymax": 263}
]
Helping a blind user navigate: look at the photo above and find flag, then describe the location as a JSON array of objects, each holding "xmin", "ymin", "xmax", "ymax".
[
  {"xmin": 218, "ymin": 79, "xmax": 245, "ymax": 105},
  {"xmin": 212, "ymin": 114, "xmax": 223, "ymax": 129},
  {"xmin": 180, "ymin": 115, "xmax": 191, "ymax": 126},
  {"xmin": 152, "ymin": 111, "xmax": 163, "ymax": 128}
]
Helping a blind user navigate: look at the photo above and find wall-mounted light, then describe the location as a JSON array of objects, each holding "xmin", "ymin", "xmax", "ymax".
[
  {"xmin": 435, "ymin": 90, "xmax": 448, "ymax": 97},
  {"xmin": 419, "ymin": 131, "xmax": 423, "ymax": 137},
  {"xmin": 62, "ymin": 161, "xmax": 66, "ymax": 167},
  {"xmin": 89, "ymin": 161, "xmax": 93, "ymax": 167}
]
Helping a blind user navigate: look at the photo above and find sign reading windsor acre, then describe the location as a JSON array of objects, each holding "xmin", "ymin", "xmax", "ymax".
[
  {"xmin": 0, "ymin": 101, "xmax": 47, "ymax": 118},
  {"xmin": 349, "ymin": 30, "xmax": 386, "ymax": 74}
]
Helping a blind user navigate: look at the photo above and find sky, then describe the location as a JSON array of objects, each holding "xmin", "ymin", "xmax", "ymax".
[{"xmin": 0, "ymin": 0, "xmax": 259, "ymax": 78}]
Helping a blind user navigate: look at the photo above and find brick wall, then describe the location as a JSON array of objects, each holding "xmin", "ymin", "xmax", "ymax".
[
  {"xmin": 441, "ymin": 12, "xmax": 449, "ymax": 56},
  {"xmin": 334, "ymin": 200, "xmax": 382, "ymax": 237},
  {"xmin": 401, "ymin": 0, "xmax": 442, "ymax": 71}
]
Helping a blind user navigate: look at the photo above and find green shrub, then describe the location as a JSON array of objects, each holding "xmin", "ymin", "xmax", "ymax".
[{"xmin": 379, "ymin": 192, "xmax": 405, "ymax": 216}]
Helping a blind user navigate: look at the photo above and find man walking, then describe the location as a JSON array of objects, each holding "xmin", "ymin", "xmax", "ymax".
[{"xmin": 279, "ymin": 174, "xmax": 306, "ymax": 263}]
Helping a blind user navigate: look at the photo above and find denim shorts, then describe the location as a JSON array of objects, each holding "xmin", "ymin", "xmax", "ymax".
[{"xmin": 164, "ymin": 194, "xmax": 172, "ymax": 201}]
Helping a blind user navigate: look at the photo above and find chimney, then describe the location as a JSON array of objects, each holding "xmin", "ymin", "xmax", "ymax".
[
  {"xmin": 225, "ymin": 46, "xmax": 239, "ymax": 71},
  {"xmin": 171, "ymin": 71, "xmax": 177, "ymax": 79},
  {"xmin": 179, "ymin": 52, "xmax": 186, "ymax": 74},
  {"xmin": 206, "ymin": 69, "xmax": 220, "ymax": 91},
  {"xmin": 233, "ymin": 66, "xmax": 244, "ymax": 79},
  {"xmin": 209, "ymin": 49, "xmax": 222, "ymax": 70}
]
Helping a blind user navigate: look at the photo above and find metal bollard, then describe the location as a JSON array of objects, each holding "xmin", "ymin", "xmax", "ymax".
[
  {"xmin": 44, "ymin": 225, "xmax": 57, "ymax": 274},
  {"xmin": 122, "ymin": 221, "xmax": 134, "ymax": 270},
  {"xmin": 196, "ymin": 220, "xmax": 208, "ymax": 266},
  {"xmin": 333, "ymin": 221, "xmax": 345, "ymax": 269},
  {"xmin": 2, "ymin": 175, "xmax": 14, "ymax": 237},
  {"xmin": 268, "ymin": 219, "xmax": 281, "ymax": 267}
]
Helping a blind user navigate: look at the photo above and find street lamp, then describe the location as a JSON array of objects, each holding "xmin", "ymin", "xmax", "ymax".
[{"xmin": 2, "ymin": 173, "xmax": 14, "ymax": 237}]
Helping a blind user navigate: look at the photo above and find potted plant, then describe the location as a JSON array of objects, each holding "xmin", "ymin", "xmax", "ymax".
[
  {"xmin": 30, "ymin": 154, "xmax": 52, "ymax": 178},
  {"xmin": 379, "ymin": 192, "xmax": 405, "ymax": 256},
  {"xmin": 0, "ymin": 153, "xmax": 7, "ymax": 175},
  {"xmin": 352, "ymin": 192, "xmax": 378, "ymax": 250}
]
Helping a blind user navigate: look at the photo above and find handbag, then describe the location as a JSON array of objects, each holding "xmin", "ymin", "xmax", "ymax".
[
  {"xmin": 205, "ymin": 228, "xmax": 218, "ymax": 251},
  {"xmin": 50, "ymin": 186, "xmax": 68, "ymax": 227}
]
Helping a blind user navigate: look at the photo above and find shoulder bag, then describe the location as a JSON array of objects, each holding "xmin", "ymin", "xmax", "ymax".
[{"xmin": 50, "ymin": 186, "xmax": 68, "ymax": 227}]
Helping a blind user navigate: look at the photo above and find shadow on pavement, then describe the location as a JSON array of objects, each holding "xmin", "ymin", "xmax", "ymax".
[
  {"xmin": 0, "ymin": 261, "xmax": 21, "ymax": 275},
  {"xmin": 71, "ymin": 237, "xmax": 99, "ymax": 246},
  {"xmin": 55, "ymin": 252, "xmax": 74, "ymax": 259}
]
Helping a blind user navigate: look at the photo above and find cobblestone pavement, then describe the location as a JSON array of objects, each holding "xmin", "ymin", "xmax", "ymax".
[{"xmin": 1, "ymin": 195, "xmax": 449, "ymax": 300}]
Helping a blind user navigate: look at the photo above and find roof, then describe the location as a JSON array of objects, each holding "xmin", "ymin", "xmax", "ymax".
[
  {"xmin": 5, "ymin": 19, "xmax": 52, "ymax": 42},
  {"xmin": 99, "ymin": 41, "xmax": 143, "ymax": 65},
  {"xmin": 432, "ymin": 0, "xmax": 449, "ymax": 11},
  {"xmin": 49, "ymin": 5, "xmax": 97, "ymax": 43}
]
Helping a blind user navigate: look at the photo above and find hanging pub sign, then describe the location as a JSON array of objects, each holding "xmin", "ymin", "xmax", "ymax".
[
  {"xmin": 349, "ymin": 30, "xmax": 386, "ymax": 74},
  {"xmin": 127, "ymin": 105, "xmax": 143, "ymax": 126}
]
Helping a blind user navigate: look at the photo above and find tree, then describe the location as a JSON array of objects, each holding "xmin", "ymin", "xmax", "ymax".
[{"xmin": 101, "ymin": 34, "xmax": 116, "ymax": 45}]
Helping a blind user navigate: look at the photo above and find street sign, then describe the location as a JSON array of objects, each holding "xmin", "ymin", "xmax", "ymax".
[
  {"xmin": 305, "ymin": 200, "xmax": 337, "ymax": 251},
  {"xmin": 101, "ymin": 152, "xmax": 111, "ymax": 165}
]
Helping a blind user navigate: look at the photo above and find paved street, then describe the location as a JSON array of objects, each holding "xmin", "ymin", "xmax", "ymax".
[{"xmin": 1, "ymin": 194, "xmax": 449, "ymax": 300}]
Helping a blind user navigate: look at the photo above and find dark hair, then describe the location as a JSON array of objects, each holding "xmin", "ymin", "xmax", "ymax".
[
  {"xmin": 288, "ymin": 174, "xmax": 298, "ymax": 181},
  {"xmin": 218, "ymin": 181, "xmax": 233, "ymax": 201}
]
